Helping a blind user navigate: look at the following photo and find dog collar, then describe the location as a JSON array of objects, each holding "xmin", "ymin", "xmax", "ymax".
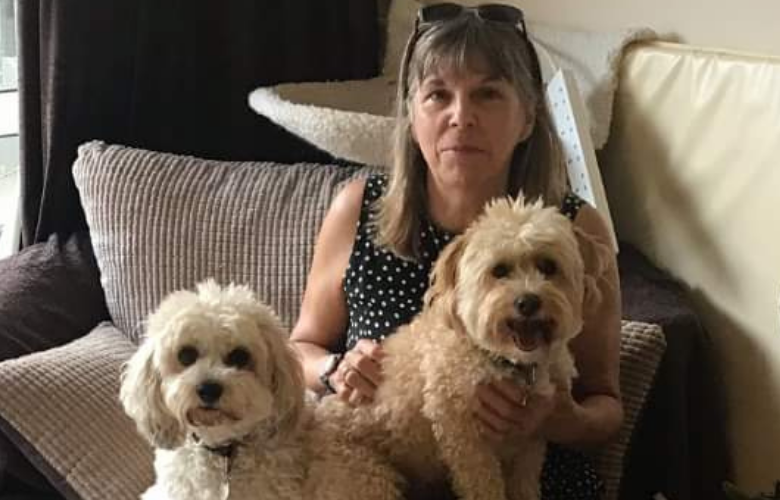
[
  {"xmin": 191, "ymin": 425, "xmax": 278, "ymax": 459},
  {"xmin": 191, "ymin": 433, "xmax": 240, "ymax": 460},
  {"xmin": 480, "ymin": 349, "xmax": 538, "ymax": 387},
  {"xmin": 203, "ymin": 441, "xmax": 237, "ymax": 459}
]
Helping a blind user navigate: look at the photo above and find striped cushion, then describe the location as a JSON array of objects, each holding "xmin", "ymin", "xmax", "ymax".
[
  {"xmin": 598, "ymin": 320, "xmax": 666, "ymax": 500},
  {"xmin": 0, "ymin": 324, "xmax": 151, "ymax": 500},
  {"xmin": 73, "ymin": 141, "xmax": 369, "ymax": 342}
]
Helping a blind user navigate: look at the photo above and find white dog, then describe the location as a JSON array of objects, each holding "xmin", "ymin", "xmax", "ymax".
[
  {"xmin": 120, "ymin": 280, "xmax": 307, "ymax": 500},
  {"xmin": 308, "ymin": 197, "xmax": 608, "ymax": 500}
]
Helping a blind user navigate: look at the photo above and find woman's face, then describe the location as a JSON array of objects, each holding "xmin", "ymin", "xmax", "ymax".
[{"xmin": 410, "ymin": 59, "xmax": 534, "ymax": 193}]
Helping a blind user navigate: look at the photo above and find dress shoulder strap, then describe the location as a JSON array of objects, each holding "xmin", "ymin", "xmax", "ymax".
[{"xmin": 559, "ymin": 192, "xmax": 586, "ymax": 221}]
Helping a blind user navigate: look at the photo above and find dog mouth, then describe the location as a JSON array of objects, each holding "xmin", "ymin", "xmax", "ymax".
[
  {"xmin": 504, "ymin": 318, "xmax": 555, "ymax": 352},
  {"xmin": 187, "ymin": 407, "xmax": 239, "ymax": 427}
]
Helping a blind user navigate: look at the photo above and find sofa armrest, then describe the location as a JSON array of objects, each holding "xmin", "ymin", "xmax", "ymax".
[
  {"xmin": 618, "ymin": 243, "xmax": 731, "ymax": 500},
  {"xmin": 0, "ymin": 231, "xmax": 110, "ymax": 362}
]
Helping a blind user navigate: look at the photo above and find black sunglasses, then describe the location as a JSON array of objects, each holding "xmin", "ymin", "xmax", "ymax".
[
  {"xmin": 417, "ymin": 3, "xmax": 528, "ymax": 32},
  {"xmin": 400, "ymin": 3, "xmax": 542, "ymax": 97}
]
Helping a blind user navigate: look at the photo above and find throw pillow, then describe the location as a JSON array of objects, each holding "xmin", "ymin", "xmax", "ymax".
[
  {"xmin": 0, "ymin": 231, "xmax": 109, "ymax": 361},
  {"xmin": 0, "ymin": 323, "xmax": 151, "ymax": 500},
  {"xmin": 72, "ymin": 140, "xmax": 372, "ymax": 342}
]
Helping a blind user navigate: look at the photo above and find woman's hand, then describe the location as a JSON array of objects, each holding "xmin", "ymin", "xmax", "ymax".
[
  {"xmin": 474, "ymin": 378, "xmax": 573, "ymax": 443},
  {"xmin": 330, "ymin": 339, "xmax": 385, "ymax": 406}
]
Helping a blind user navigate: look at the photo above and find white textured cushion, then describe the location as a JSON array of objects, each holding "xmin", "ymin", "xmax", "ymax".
[
  {"xmin": 73, "ymin": 140, "xmax": 370, "ymax": 342},
  {"xmin": 0, "ymin": 323, "xmax": 152, "ymax": 500}
]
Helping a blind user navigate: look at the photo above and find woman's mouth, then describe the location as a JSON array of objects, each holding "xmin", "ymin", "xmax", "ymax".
[{"xmin": 442, "ymin": 145, "xmax": 484, "ymax": 154}]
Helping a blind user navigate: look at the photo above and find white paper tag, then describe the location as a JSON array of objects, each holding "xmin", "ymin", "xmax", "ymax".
[{"xmin": 546, "ymin": 69, "xmax": 618, "ymax": 252}]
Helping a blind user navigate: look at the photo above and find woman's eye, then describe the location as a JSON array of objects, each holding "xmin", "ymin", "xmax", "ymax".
[
  {"xmin": 177, "ymin": 346, "xmax": 198, "ymax": 367},
  {"xmin": 537, "ymin": 258, "xmax": 558, "ymax": 278},
  {"xmin": 225, "ymin": 348, "xmax": 252, "ymax": 369},
  {"xmin": 425, "ymin": 89, "xmax": 448, "ymax": 103},
  {"xmin": 476, "ymin": 87, "xmax": 503, "ymax": 100},
  {"xmin": 491, "ymin": 263, "xmax": 511, "ymax": 279}
]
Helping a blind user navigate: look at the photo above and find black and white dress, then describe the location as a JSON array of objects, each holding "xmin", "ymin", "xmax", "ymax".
[{"xmin": 342, "ymin": 174, "xmax": 603, "ymax": 500}]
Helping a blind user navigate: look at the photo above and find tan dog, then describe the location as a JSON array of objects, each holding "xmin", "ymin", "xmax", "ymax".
[{"xmin": 307, "ymin": 197, "xmax": 603, "ymax": 500}]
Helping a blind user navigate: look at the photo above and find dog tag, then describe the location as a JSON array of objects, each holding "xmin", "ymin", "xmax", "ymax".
[
  {"xmin": 219, "ymin": 457, "xmax": 231, "ymax": 500},
  {"xmin": 526, "ymin": 363, "xmax": 538, "ymax": 387},
  {"xmin": 219, "ymin": 482, "xmax": 230, "ymax": 500}
]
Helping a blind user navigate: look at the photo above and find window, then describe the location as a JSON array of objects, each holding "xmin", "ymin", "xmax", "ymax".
[{"xmin": 0, "ymin": 0, "xmax": 19, "ymax": 257}]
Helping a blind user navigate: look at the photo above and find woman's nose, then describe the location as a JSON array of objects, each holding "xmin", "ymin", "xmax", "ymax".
[{"xmin": 448, "ymin": 96, "xmax": 476, "ymax": 128}]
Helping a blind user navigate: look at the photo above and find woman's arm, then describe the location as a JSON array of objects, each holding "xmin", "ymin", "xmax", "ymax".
[
  {"xmin": 289, "ymin": 178, "xmax": 366, "ymax": 393},
  {"xmin": 542, "ymin": 203, "xmax": 624, "ymax": 448}
]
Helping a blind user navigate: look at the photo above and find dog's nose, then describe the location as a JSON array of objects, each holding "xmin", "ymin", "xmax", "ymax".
[
  {"xmin": 196, "ymin": 381, "xmax": 223, "ymax": 405},
  {"xmin": 515, "ymin": 294, "xmax": 541, "ymax": 317}
]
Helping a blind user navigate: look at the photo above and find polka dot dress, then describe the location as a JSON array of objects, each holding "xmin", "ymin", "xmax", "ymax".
[
  {"xmin": 342, "ymin": 174, "xmax": 604, "ymax": 500},
  {"xmin": 343, "ymin": 175, "xmax": 455, "ymax": 350}
]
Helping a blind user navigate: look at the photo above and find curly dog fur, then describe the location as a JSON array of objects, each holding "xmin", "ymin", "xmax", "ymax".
[
  {"xmin": 307, "ymin": 197, "xmax": 595, "ymax": 500},
  {"xmin": 120, "ymin": 280, "xmax": 307, "ymax": 500}
]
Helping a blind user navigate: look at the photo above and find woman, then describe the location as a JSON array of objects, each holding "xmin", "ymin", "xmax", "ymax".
[{"xmin": 290, "ymin": 4, "xmax": 623, "ymax": 499}]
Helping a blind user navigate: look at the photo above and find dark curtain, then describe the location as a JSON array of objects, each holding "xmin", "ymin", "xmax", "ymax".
[{"xmin": 18, "ymin": 0, "xmax": 380, "ymax": 248}]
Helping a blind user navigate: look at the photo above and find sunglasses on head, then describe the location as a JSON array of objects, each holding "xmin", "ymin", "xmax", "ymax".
[
  {"xmin": 417, "ymin": 3, "xmax": 528, "ymax": 33},
  {"xmin": 400, "ymin": 3, "xmax": 542, "ymax": 97}
]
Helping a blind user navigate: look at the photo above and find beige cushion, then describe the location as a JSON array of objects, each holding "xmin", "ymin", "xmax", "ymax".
[
  {"xmin": 0, "ymin": 323, "xmax": 152, "ymax": 500},
  {"xmin": 601, "ymin": 42, "xmax": 780, "ymax": 478},
  {"xmin": 73, "ymin": 140, "xmax": 370, "ymax": 342}
]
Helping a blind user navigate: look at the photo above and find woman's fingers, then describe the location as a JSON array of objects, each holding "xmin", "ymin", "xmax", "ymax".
[
  {"xmin": 475, "ymin": 381, "xmax": 526, "ymax": 425},
  {"xmin": 347, "ymin": 355, "xmax": 383, "ymax": 388},
  {"xmin": 337, "ymin": 384, "xmax": 353, "ymax": 403},
  {"xmin": 331, "ymin": 340, "xmax": 386, "ymax": 405},
  {"xmin": 341, "ymin": 362, "xmax": 376, "ymax": 402},
  {"xmin": 343, "ymin": 340, "xmax": 385, "ymax": 389},
  {"xmin": 355, "ymin": 338, "xmax": 386, "ymax": 361},
  {"xmin": 473, "ymin": 379, "xmax": 555, "ymax": 439},
  {"xmin": 474, "ymin": 396, "xmax": 513, "ymax": 435},
  {"xmin": 490, "ymin": 378, "xmax": 529, "ymax": 407}
]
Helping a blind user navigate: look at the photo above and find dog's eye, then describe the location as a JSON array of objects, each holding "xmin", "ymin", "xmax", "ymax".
[
  {"xmin": 537, "ymin": 258, "xmax": 558, "ymax": 277},
  {"xmin": 177, "ymin": 346, "xmax": 198, "ymax": 367},
  {"xmin": 225, "ymin": 348, "xmax": 251, "ymax": 369},
  {"xmin": 491, "ymin": 263, "xmax": 511, "ymax": 279}
]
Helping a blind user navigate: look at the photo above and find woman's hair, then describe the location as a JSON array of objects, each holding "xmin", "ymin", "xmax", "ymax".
[{"xmin": 374, "ymin": 13, "xmax": 567, "ymax": 261}]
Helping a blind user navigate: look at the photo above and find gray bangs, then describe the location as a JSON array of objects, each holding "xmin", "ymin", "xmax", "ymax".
[{"xmin": 408, "ymin": 16, "xmax": 538, "ymax": 104}]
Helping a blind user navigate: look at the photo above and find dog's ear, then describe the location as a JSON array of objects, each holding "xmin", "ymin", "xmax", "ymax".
[
  {"xmin": 573, "ymin": 226, "xmax": 613, "ymax": 312},
  {"xmin": 267, "ymin": 332, "xmax": 305, "ymax": 439},
  {"xmin": 248, "ymin": 303, "xmax": 305, "ymax": 439},
  {"xmin": 424, "ymin": 235, "xmax": 467, "ymax": 323},
  {"xmin": 119, "ymin": 339, "xmax": 184, "ymax": 449}
]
